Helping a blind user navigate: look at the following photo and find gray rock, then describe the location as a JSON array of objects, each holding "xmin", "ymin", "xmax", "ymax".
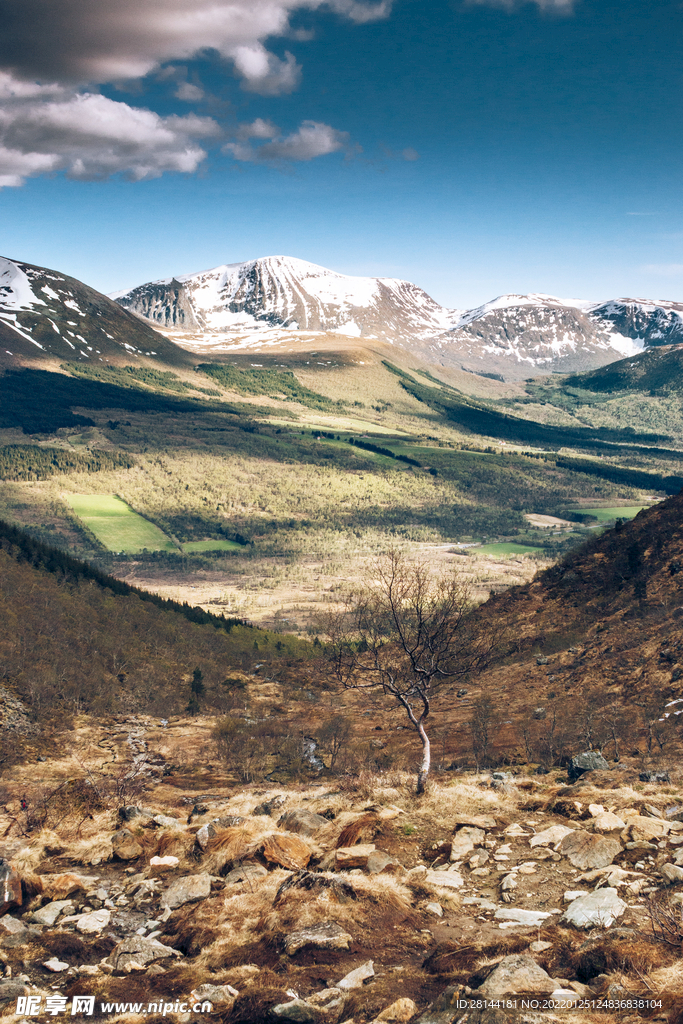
[
  {"xmin": 105, "ymin": 934, "xmax": 181, "ymax": 972},
  {"xmin": 477, "ymin": 954, "xmax": 556, "ymax": 997},
  {"xmin": 252, "ymin": 795, "xmax": 286, "ymax": 816},
  {"xmin": 278, "ymin": 809, "xmax": 329, "ymax": 837},
  {"xmin": 0, "ymin": 916, "xmax": 26, "ymax": 936},
  {"xmin": 195, "ymin": 816, "xmax": 244, "ymax": 851},
  {"xmin": 31, "ymin": 900, "xmax": 75, "ymax": 927},
  {"xmin": 284, "ymin": 921, "xmax": 352, "ymax": 955},
  {"xmin": 560, "ymin": 887, "xmax": 627, "ymax": 929},
  {"xmin": 224, "ymin": 862, "xmax": 268, "ymax": 885},
  {"xmin": 43, "ymin": 958, "xmax": 69, "ymax": 972},
  {"xmin": 493, "ymin": 908, "xmax": 553, "ymax": 927},
  {"xmin": 661, "ymin": 863, "xmax": 683, "ymax": 885},
  {"xmin": 367, "ymin": 851, "xmax": 403, "ymax": 874},
  {"xmin": 161, "ymin": 873, "xmax": 211, "ymax": 910},
  {"xmin": 640, "ymin": 771, "xmax": 670, "ymax": 783},
  {"xmin": 191, "ymin": 983, "xmax": 236, "ymax": 1006},
  {"xmin": 568, "ymin": 752, "xmax": 610, "ymax": 781},
  {"xmin": 111, "ymin": 829, "xmax": 143, "ymax": 861},
  {"xmin": 76, "ymin": 909, "xmax": 111, "ymax": 934},
  {"xmin": 152, "ymin": 814, "xmax": 182, "ymax": 830},
  {"xmin": 0, "ymin": 859, "xmax": 22, "ymax": 912},
  {"xmin": 0, "ymin": 980, "xmax": 30, "ymax": 1003},
  {"xmin": 665, "ymin": 805, "xmax": 683, "ymax": 822},
  {"xmin": 271, "ymin": 998, "xmax": 318, "ymax": 1022},
  {"xmin": 337, "ymin": 959, "xmax": 374, "ymax": 990},
  {"xmin": 558, "ymin": 831, "xmax": 622, "ymax": 870}
]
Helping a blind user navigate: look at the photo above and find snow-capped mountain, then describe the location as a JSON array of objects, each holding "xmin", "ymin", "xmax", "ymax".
[
  {"xmin": 113, "ymin": 256, "xmax": 683, "ymax": 378},
  {"xmin": 0, "ymin": 256, "xmax": 188, "ymax": 366},
  {"xmin": 112, "ymin": 255, "xmax": 461, "ymax": 346}
]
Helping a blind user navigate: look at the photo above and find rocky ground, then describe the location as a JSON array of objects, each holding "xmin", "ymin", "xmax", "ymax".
[{"xmin": 0, "ymin": 718, "xmax": 682, "ymax": 1024}]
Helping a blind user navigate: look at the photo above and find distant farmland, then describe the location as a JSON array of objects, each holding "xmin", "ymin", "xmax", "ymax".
[{"xmin": 66, "ymin": 494, "xmax": 177, "ymax": 553}]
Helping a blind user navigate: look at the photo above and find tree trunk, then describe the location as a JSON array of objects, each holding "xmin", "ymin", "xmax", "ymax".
[{"xmin": 416, "ymin": 720, "xmax": 431, "ymax": 795}]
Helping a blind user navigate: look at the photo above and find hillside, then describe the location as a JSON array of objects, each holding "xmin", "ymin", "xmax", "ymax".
[
  {"xmin": 566, "ymin": 343, "xmax": 683, "ymax": 394},
  {"xmin": 0, "ymin": 256, "xmax": 192, "ymax": 369}
]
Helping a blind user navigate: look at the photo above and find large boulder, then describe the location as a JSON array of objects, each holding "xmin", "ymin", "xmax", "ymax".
[
  {"xmin": 76, "ymin": 909, "xmax": 111, "ymax": 934},
  {"xmin": 558, "ymin": 831, "xmax": 622, "ymax": 870},
  {"xmin": 560, "ymin": 888, "xmax": 627, "ymax": 929},
  {"xmin": 624, "ymin": 816, "xmax": 670, "ymax": 842},
  {"xmin": 263, "ymin": 834, "xmax": 311, "ymax": 871},
  {"xmin": 477, "ymin": 954, "xmax": 556, "ymax": 997},
  {"xmin": 284, "ymin": 921, "xmax": 352, "ymax": 955},
  {"xmin": 568, "ymin": 751, "xmax": 610, "ymax": 781},
  {"xmin": 105, "ymin": 934, "xmax": 182, "ymax": 972},
  {"xmin": 277, "ymin": 809, "xmax": 328, "ymax": 836},
  {"xmin": 529, "ymin": 825, "xmax": 575, "ymax": 849},
  {"xmin": 161, "ymin": 873, "xmax": 212, "ymax": 910},
  {"xmin": 30, "ymin": 900, "xmax": 75, "ymax": 927},
  {"xmin": 335, "ymin": 844, "xmax": 375, "ymax": 870},
  {"xmin": 591, "ymin": 811, "xmax": 626, "ymax": 833}
]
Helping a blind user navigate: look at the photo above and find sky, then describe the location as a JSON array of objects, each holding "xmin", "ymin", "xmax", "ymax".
[{"xmin": 0, "ymin": 0, "xmax": 681, "ymax": 309}]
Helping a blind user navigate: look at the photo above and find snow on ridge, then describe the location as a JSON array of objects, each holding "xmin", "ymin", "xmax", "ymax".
[{"xmin": 0, "ymin": 257, "xmax": 46, "ymax": 311}]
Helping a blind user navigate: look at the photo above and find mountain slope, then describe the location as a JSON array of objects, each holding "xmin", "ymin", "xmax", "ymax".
[
  {"xmin": 114, "ymin": 257, "xmax": 683, "ymax": 378},
  {"xmin": 112, "ymin": 254, "xmax": 460, "ymax": 347},
  {"xmin": 566, "ymin": 342, "xmax": 683, "ymax": 394},
  {"xmin": 0, "ymin": 256, "xmax": 191, "ymax": 367}
]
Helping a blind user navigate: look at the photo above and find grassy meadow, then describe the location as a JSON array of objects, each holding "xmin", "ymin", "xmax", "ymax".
[{"xmin": 65, "ymin": 493, "xmax": 178, "ymax": 553}]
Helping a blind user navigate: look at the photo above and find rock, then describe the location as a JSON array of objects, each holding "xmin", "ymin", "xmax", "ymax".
[
  {"xmin": 272, "ymin": 999, "xmax": 321, "ymax": 1022},
  {"xmin": 665, "ymin": 805, "xmax": 683, "ymax": 822},
  {"xmin": 529, "ymin": 824, "xmax": 574, "ymax": 848},
  {"xmin": 414, "ymin": 985, "xmax": 464, "ymax": 1024},
  {"xmin": 284, "ymin": 921, "xmax": 352, "ymax": 955},
  {"xmin": 564, "ymin": 891, "xmax": 589, "ymax": 902},
  {"xmin": 277, "ymin": 809, "xmax": 328, "ymax": 836},
  {"xmin": 493, "ymin": 908, "xmax": 552, "ymax": 927},
  {"xmin": 560, "ymin": 888, "xmax": 626, "ymax": 929},
  {"xmin": 43, "ymin": 958, "xmax": 69, "ymax": 972},
  {"xmin": 568, "ymin": 751, "xmax": 610, "ymax": 782},
  {"xmin": 335, "ymin": 845, "xmax": 376, "ymax": 870},
  {"xmin": 624, "ymin": 816, "xmax": 671, "ymax": 841},
  {"xmin": 375, "ymin": 998, "xmax": 418, "ymax": 1022},
  {"xmin": 529, "ymin": 941, "xmax": 552, "ymax": 953},
  {"xmin": 503, "ymin": 823, "xmax": 529, "ymax": 836},
  {"xmin": 224, "ymin": 862, "xmax": 268, "ymax": 885},
  {"xmin": 263, "ymin": 834, "xmax": 312, "ymax": 871},
  {"xmin": 337, "ymin": 960, "xmax": 374, "ymax": 990},
  {"xmin": 367, "ymin": 851, "xmax": 402, "ymax": 874},
  {"xmin": 450, "ymin": 831, "xmax": 478, "ymax": 861},
  {"xmin": 0, "ymin": 860, "xmax": 22, "ymax": 912},
  {"xmin": 111, "ymin": 829, "xmax": 143, "ymax": 861},
  {"xmin": 105, "ymin": 934, "xmax": 181, "ymax": 972},
  {"xmin": 76, "ymin": 909, "xmax": 111, "ymax": 934},
  {"xmin": 0, "ymin": 916, "xmax": 25, "ymax": 936},
  {"xmin": 274, "ymin": 871, "xmax": 356, "ymax": 907},
  {"xmin": 591, "ymin": 811, "xmax": 626, "ymax": 833},
  {"xmin": 454, "ymin": 814, "xmax": 497, "ymax": 829},
  {"xmin": 253, "ymin": 795, "xmax": 286, "ymax": 816},
  {"xmin": 150, "ymin": 856, "xmax": 179, "ymax": 870},
  {"xmin": 425, "ymin": 902, "xmax": 443, "ymax": 917},
  {"xmin": 661, "ymin": 863, "xmax": 683, "ymax": 885},
  {"xmin": 191, "ymin": 983, "xmax": 237, "ymax": 1007},
  {"xmin": 153, "ymin": 814, "xmax": 182, "ymax": 830},
  {"xmin": 643, "ymin": 803, "xmax": 664, "ymax": 819},
  {"xmin": 468, "ymin": 849, "xmax": 489, "ymax": 869},
  {"xmin": 558, "ymin": 831, "xmax": 622, "ymax": 870},
  {"xmin": 639, "ymin": 771, "xmax": 670, "ymax": 783},
  {"xmin": 588, "ymin": 804, "xmax": 604, "ymax": 816},
  {"xmin": 31, "ymin": 900, "xmax": 75, "ymax": 927},
  {"xmin": 162, "ymin": 873, "xmax": 211, "ymax": 910},
  {"xmin": 0, "ymin": 980, "xmax": 30, "ymax": 1003},
  {"xmin": 308, "ymin": 987, "xmax": 346, "ymax": 1011},
  {"xmin": 195, "ymin": 816, "xmax": 244, "ymax": 850},
  {"xmin": 79, "ymin": 965, "xmax": 101, "ymax": 976},
  {"xmin": 120, "ymin": 806, "xmax": 148, "ymax": 822},
  {"xmin": 477, "ymin": 954, "xmax": 556, "ymax": 997},
  {"xmin": 501, "ymin": 874, "xmax": 517, "ymax": 892},
  {"xmin": 425, "ymin": 869, "xmax": 464, "ymax": 890}
]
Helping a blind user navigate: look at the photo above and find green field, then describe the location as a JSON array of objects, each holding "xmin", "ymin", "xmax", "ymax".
[
  {"xmin": 181, "ymin": 539, "xmax": 243, "ymax": 553},
  {"xmin": 568, "ymin": 505, "xmax": 650, "ymax": 522},
  {"xmin": 66, "ymin": 494, "xmax": 178, "ymax": 553},
  {"xmin": 476, "ymin": 542, "xmax": 544, "ymax": 556}
]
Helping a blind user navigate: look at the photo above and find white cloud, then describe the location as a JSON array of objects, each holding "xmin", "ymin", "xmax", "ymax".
[
  {"xmin": 224, "ymin": 119, "xmax": 350, "ymax": 161},
  {"xmin": 175, "ymin": 82, "xmax": 205, "ymax": 102},
  {"xmin": 467, "ymin": 0, "xmax": 575, "ymax": 11},
  {"xmin": 0, "ymin": 73, "xmax": 219, "ymax": 185},
  {"xmin": 642, "ymin": 264, "xmax": 683, "ymax": 277}
]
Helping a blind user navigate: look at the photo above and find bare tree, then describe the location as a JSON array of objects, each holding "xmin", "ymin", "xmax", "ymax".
[{"xmin": 325, "ymin": 550, "xmax": 497, "ymax": 794}]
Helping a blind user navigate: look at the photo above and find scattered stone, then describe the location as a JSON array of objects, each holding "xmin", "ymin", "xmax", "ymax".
[
  {"xmin": 529, "ymin": 825, "xmax": 574, "ymax": 848},
  {"xmin": 564, "ymin": 891, "xmax": 588, "ymax": 903},
  {"xmin": 624, "ymin": 816, "xmax": 671, "ymax": 841},
  {"xmin": 162, "ymin": 873, "xmax": 211, "ymax": 910},
  {"xmin": 43, "ymin": 958, "xmax": 69, "ymax": 973},
  {"xmin": 493, "ymin": 908, "xmax": 552, "ymax": 927},
  {"xmin": 661, "ymin": 863, "xmax": 683, "ymax": 885},
  {"xmin": 643, "ymin": 803, "xmax": 664, "ymax": 819},
  {"xmin": 195, "ymin": 816, "xmax": 244, "ymax": 850},
  {"xmin": 76, "ymin": 909, "xmax": 111, "ymax": 934},
  {"xmin": 425, "ymin": 902, "xmax": 443, "ymax": 917},
  {"xmin": 450, "ymin": 832, "xmax": 476, "ymax": 860},
  {"xmin": 568, "ymin": 751, "xmax": 610, "ymax": 782},
  {"xmin": 665, "ymin": 805, "xmax": 683, "ymax": 822},
  {"xmin": 105, "ymin": 935, "xmax": 181, "ymax": 972},
  {"xmin": 588, "ymin": 804, "xmax": 604, "ymax": 816},
  {"xmin": 0, "ymin": 916, "xmax": 26, "ymax": 937},
  {"xmin": 529, "ymin": 941, "xmax": 553, "ymax": 953},
  {"xmin": 639, "ymin": 771, "xmax": 670, "ymax": 783},
  {"xmin": 591, "ymin": 811, "xmax": 626, "ymax": 833},
  {"xmin": 503, "ymin": 824, "xmax": 529, "ymax": 836},
  {"xmin": 111, "ymin": 829, "xmax": 143, "ymax": 861},
  {"xmin": 277, "ymin": 809, "xmax": 328, "ymax": 836},
  {"xmin": 271, "ymin": 998, "xmax": 318, "ymax": 1022},
  {"xmin": 337, "ymin": 960, "xmax": 374, "ymax": 990},
  {"xmin": 263, "ymin": 834, "xmax": 312, "ymax": 871},
  {"xmin": 477, "ymin": 954, "xmax": 556, "ymax": 997},
  {"xmin": 31, "ymin": 900, "xmax": 75, "ymax": 927},
  {"xmin": 252, "ymin": 795, "xmax": 286, "ymax": 816},
  {"xmin": 191, "ymin": 983, "xmax": 237, "ymax": 1007},
  {"xmin": 153, "ymin": 814, "xmax": 182, "ymax": 830},
  {"xmin": 501, "ymin": 874, "xmax": 517, "ymax": 892},
  {"xmin": 468, "ymin": 849, "xmax": 489, "ymax": 869},
  {"xmin": 454, "ymin": 814, "xmax": 497, "ymax": 829},
  {"xmin": 558, "ymin": 831, "xmax": 622, "ymax": 870},
  {"xmin": 425, "ymin": 869, "xmax": 464, "ymax": 890},
  {"xmin": 375, "ymin": 998, "xmax": 418, "ymax": 1022},
  {"xmin": 284, "ymin": 921, "xmax": 352, "ymax": 955},
  {"xmin": 335, "ymin": 845, "xmax": 376, "ymax": 870},
  {"xmin": 560, "ymin": 887, "xmax": 626, "ymax": 929},
  {"xmin": 150, "ymin": 856, "xmax": 179, "ymax": 870},
  {"xmin": 367, "ymin": 851, "xmax": 403, "ymax": 874},
  {"xmin": 224, "ymin": 862, "xmax": 268, "ymax": 885}
]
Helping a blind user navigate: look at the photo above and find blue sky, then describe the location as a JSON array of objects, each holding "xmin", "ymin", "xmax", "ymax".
[{"xmin": 0, "ymin": 0, "xmax": 681, "ymax": 308}]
